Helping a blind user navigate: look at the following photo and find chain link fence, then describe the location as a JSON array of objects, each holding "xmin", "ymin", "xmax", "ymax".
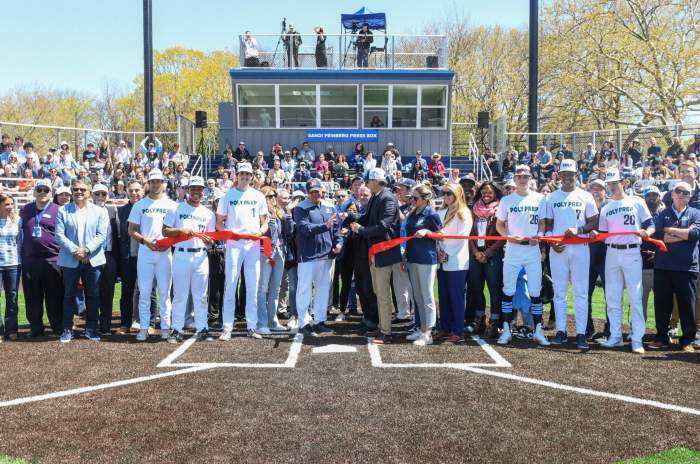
[{"xmin": 504, "ymin": 124, "xmax": 700, "ymax": 157}]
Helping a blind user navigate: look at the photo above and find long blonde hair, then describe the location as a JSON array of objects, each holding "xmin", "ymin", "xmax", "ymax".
[
  {"xmin": 408, "ymin": 183, "xmax": 434, "ymax": 216},
  {"xmin": 260, "ymin": 186, "xmax": 283, "ymax": 219},
  {"xmin": 0, "ymin": 193, "xmax": 17, "ymax": 223},
  {"xmin": 438, "ymin": 182, "xmax": 467, "ymax": 226}
]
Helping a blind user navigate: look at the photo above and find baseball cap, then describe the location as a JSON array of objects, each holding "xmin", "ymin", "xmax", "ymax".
[
  {"xmin": 147, "ymin": 169, "xmax": 164, "ymax": 181},
  {"xmin": 292, "ymin": 190, "xmax": 306, "ymax": 199},
  {"xmin": 188, "ymin": 176, "xmax": 205, "ymax": 188},
  {"xmin": 674, "ymin": 181, "xmax": 692, "ymax": 193},
  {"xmin": 237, "ymin": 163, "xmax": 253, "ymax": 174},
  {"xmin": 589, "ymin": 179, "xmax": 606, "ymax": 189},
  {"xmin": 239, "ymin": 141, "xmax": 246, "ymax": 145},
  {"xmin": 398, "ymin": 178, "xmax": 417, "ymax": 189},
  {"xmin": 514, "ymin": 165, "xmax": 531, "ymax": 176},
  {"xmin": 504, "ymin": 179, "xmax": 516, "ymax": 188},
  {"xmin": 34, "ymin": 179, "xmax": 52, "ymax": 191},
  {"xmin": 605, "ymin": 168, "xmax": 621, "ymax": 183},
  {"xmin": 559, "ymin": 159, "xmax": 577, "ymax": 173},
  {"xmin": 459, "ymin": 173, "xmax": 476, "ymax": 183},
  {"xmin": 92, "ymin": 184, "xmax": 108, "ymax": 194},
  {"xmin": 367, "ymin": 167, "xmax": 387, "ymax": 182},
  {"xmin": 642, "ymin": 185, "xmax": 661, "ymax": 197},
  {"xmin": 306, "ymin": 178, "xmax": 323, "ymax": 193},
  {"xmin": 55, "ymin": 186, "xmax": 71, "ymax": 195},
  {"xmin": 60, "ymin": 141, "xmax": 69, "ymax": 149}
]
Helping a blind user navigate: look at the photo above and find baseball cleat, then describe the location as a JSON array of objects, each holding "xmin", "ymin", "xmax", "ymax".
[
  {"xmin": 247, "ymin": 329, "xmax": 263, "ymax": 339},
  {"xmin": 576, "ymin": 334, "xmax": 590, "ymax": 351},
  {"xmin": 196, "ymin": 329, "xmax": 214, "ymax": 342},
  {"xmin": 167, "ymin": 330, "xmax": 184, "ymax": 344},
  {"xmin": 413, "ymin": 333, "xmax": 433, "ymax": 346},
  {"xmin": 550, "ymin": 331, "xmax": 568, "ymax": 345},
  {"xmin": 218, "ymin": 329, "xmax": 232, "ymax": 341},
  {"xmin": 160, "ymin": 329, "xmax": 171, "ymax": 340},
  {"xmin": 533, "ymin": 324, "xmax": 550, "ymax": 346},
  {"xmin": 271, "ymin": 323, "xmax": 290, "ymax": 332},
  {"xmin": 313, "ymin": 322, "xmax": 335, "ymax": 334},
  {"xmin": 59, "ymin": 329, "xmax": 73, "ymax": 343},
  {"xmin": 84, "ymin": 330, "xmax": 101, "ymax": 342},
  {"xmin": 497, "ymin": 323, "xmax": 512, "ymax": 345}
]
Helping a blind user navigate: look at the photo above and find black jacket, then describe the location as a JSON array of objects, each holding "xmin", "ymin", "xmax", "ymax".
[
  {"xmin": 117, "ymin": 202, "xmax": 135, "ymax": 261},
  {"xmin": 355, "ymin": 187, "xmax": 402, "ymax": 267}
]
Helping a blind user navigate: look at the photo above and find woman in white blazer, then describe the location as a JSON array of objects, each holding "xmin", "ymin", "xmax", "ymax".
[{"xmin": 435, "ymin": 182, "xmax": 472, "ymax": 342}]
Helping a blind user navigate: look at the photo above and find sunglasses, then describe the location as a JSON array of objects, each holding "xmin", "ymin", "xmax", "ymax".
[
  {"xmin": 411, "ymin": 196, "xmax": 421, "ymax": 201},
  {"xmin": 35, "ymin": 187, "xmax": 50, "ymax": 194},
  {"xmin": 442, "ymin": 191, "xmax": 454, "ymax": 196},
  {"xmin": 266, "ymin": 195, "xmax": 277, "ymax": 199},
  {"xmin": 94, "ymin": 192, "xmax": 107, "ymax": 196},
  {"xmin": 72, "ymin": 188, "xmax": 88, "ymax": 193},
  {"xmin": 674, "ymin": 189, "xmax": 691, "ymax": 196}
]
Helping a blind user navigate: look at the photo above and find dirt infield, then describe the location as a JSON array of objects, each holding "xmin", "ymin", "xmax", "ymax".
[{"xmin": 0, "ymin": 317, "xmax": 697, "ymax": 464}]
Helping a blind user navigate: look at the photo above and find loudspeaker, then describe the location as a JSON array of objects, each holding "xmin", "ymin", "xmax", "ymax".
[
  {"xmin": 426, "ymin": 55, "xmax": 438, "ymax": 68},
  {"xmin": 195, "ymin": 110, "xmax": 208, "ymax": 129},
  {"xmin": 477, "ymin": 111, "xmax": 490, "ymax": 129}
]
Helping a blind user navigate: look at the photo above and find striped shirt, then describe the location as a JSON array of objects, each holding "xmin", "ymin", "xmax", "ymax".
[{"xmin": 0, "ymin": 217, "xmax": 22, "ymax": 267}]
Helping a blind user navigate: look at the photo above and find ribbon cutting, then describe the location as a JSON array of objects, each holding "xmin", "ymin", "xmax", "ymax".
[
  {"xmin": 156, "ymin": 231, "xmax": 272, "ymax": 259},
  {"xmin": 368, "ymin": 232, "xmax": 667, "ymax": 265}
]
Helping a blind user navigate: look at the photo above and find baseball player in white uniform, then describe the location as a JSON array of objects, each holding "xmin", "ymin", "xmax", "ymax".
[
  {"xmin": 595, "ymin": 168, "xmax": 654, "ymax": 354},
  {"xmin": 127, "ymin": 169, "xmax": 178, "ymax": 341},
  {"xmin": 543, "ymin": 159, "xmax": 599, "ymax": 350},
  {"xmin": 216, "ymin": 163, "xmax": 269, "ymax": 341},
  {"xmin": 495, "ymin": 165, "xmax": 550, "ymax": 346},
  {"xmin": 162, "ymin": 176, "xmax": 216, "ymax": 343}
]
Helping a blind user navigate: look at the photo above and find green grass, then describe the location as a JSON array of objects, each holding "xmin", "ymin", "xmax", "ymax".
[
  {"xmin": 7, "ymin": 281, "xmax": 655, "ymax": 329},
  {"xmin": 617, "ymin": 448, "xmax": 700, "ymax": 464},
  {"xmin": 0, "ymin": 456, "xmax": 30, "ymax": 464}
]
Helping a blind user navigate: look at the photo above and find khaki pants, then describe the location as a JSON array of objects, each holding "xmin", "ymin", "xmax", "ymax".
[{"xmin": 370, "ymin": 262, "xmax": 401, "ymax": 335}]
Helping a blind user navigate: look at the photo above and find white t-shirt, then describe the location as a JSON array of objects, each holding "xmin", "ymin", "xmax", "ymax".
[
  {"xmin": 598, "ymin": 195, "xmax": 652, "ymax": 245},
  {"xmin": 74, "ymin": 205, "xmax": 89, "ymax": 247},
  {"xmin": 496, "ymin": 191, "xmax": 545, "ymax": 238},
  {"xmin": 545, "ymin": 188, "xmax": 598, "ymax": 236},
  {"xmin": 164, "ymin": 202, "xmax": 216, "ymax": 249},
  {"xmin": 127, "ymin": 195, "xmax": 178, "ymax": 257},
  {"xmin": 216, "ymin": 187, "xmax": 268, "ymax": 249}
]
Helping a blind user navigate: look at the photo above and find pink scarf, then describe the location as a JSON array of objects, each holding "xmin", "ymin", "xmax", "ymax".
[{"xmin": 473, "ymin": 198, "xmax": 499, "ymax": 219}]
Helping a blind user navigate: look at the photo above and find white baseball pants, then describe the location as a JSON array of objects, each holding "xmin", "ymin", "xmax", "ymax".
[
  {"xmin": 605, "ymin": 247, "xmax": 645, "ymax": 343},
  {"xmin": 296, "ymin": 259, "xmax": 334, "ymax": 327},
  {"xmin": 137, "ymin": 251, "xmax": 173, "ymax": 332},
  {"xmin": 171, "ymin": 250, "xmax": 209, "ymax": 332},
  {"xmin": 549, "ymin": 244, "xmax": 590, "ymax": 335},
  {"xmin": 222, "ymin": 246, "xmax": 260, "ymax": 330}
]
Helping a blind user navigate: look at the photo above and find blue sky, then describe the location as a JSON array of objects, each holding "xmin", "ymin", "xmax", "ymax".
[{"xmin": 2, "ymin": 0, "xmax": 529, "ymax": 95}]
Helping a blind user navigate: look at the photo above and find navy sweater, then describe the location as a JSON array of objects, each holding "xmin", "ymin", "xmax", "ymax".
[{"xmin": 652, "ymin": 206, "xmax": 700, "ymax": 273}]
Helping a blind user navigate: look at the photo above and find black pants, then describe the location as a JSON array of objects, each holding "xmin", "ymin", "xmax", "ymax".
[
  {"xmin": 467, "ymin": 251, "xmax": 503, "ymax": 322},
  {"xmin": 654, "ymin": 269, "xmax": 698, "ymax": 346},
  {"xmin": 98, "ymin": 251, "xmax": 118, "ymax": 332},
  {"xmin": 22, "ymin": 259, "xmax": 64, "ymax": 334},
  {"xmin": 208, "ymin": 248, "xmax": 225, "ymax": 325},
  {"xmin": 119, "ymin": 257, "xmax": 156, "ymax": 328},
  {"xmin": 351, "ymin": 239, "xmax": 378, "ymax": 323},
  {"xmin": 336, "ymin": 253, "xmax": 355, "ymax": 312}
]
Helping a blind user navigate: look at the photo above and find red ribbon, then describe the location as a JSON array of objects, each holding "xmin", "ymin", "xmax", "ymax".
[
  {"xmin": 367, "ymin": 232, "xmax": 667, "ymax": 265},
  {"xmin": 155, "ymin": 231, "xmax": 272, "ymax": 259}
]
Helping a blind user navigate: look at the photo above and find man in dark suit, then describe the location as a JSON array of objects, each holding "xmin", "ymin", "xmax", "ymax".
[
  {"xmin": 349, "ymin": 167, "xmax": 402, "ymax": 344},
  {"xmin": 93, "ymin": 184, "xmax": 120, "ymax": 335}
]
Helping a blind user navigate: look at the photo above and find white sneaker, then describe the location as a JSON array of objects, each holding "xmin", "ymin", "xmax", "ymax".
[
  {"xmin": 601, "ymin": 337, "xmax": 624, "ymax": 348},
  {"xmin": 413, "ymin": 333, "xmax": 433, "ymax": 346},
  {"xmin": 219, "ymin": 329, "xmax": 232, "ymax": 341},
  {"xmin": 160, "ymin": 329, "xmax": 171, "ymax": 340},
  {"xmin": 247, "ymin": 329, "xmax": 263, "ymax": 339},
  {"xmin": 256, "ymin": 327, "xmax": 272, "ymax": 335},
  {"xmin": 497, "ymin": 322, "xmax": 512, "ymax": 345},
  {"xmin": 631, "ymin": 341, "xmax": 645, "ymax": 354},
  {"xmin": 136, "ymin": 329, "xmax": 148, "ymax": 342},
  {"xmin": 287, "ymin": 316, "xmax": 298, "ymax": 329},
  {"xmin": 406, "ymin": 329, "xmax": 421, "ymax": 341},
  {"xmin": 533, "ymin": 324, "xmax": 550, "ymax": 346},
  {"xmin": 271, "ymin": 323, "xmax": 290, "ymax": 332},
  {"xmin": 131, "ymin": 322, "xmax": 141, "ymax": 330},
  {"xmin": 334, "ymin": 313, "xmax": 345, "ymax": 322}
]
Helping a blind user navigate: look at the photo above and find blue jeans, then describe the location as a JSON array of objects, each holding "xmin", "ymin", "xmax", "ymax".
[
  {"xmin": 0, "ymin": 266, "xmax": 20, "ymax": 336},
  {"xmin": 257, "ymin": 247, "xmax": 285, "ymax": 329},
  {"xmin": 62, "ymin": 263, "xmax": 101, "ymax": 332},
  {"xmin": 437, "ymin": 269, "xmax": 467, "ymax": 335},
  {"xmin": 357, "ymin": 47, "xmax": 369, "ymax": 67},
  {"xmin": 287, "ymin": 266, "xmax": 298, "ymax": 318}
]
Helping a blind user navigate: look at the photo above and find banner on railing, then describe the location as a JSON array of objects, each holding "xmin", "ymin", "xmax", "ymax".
[{"xmin": 306, "ymin": 129, "xmax": 378, "ymax": 142}]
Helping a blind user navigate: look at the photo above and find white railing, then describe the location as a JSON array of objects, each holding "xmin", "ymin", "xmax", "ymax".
[{"xmin": 238, "ymin": 33, "xmax": 448, "ymax": 70}]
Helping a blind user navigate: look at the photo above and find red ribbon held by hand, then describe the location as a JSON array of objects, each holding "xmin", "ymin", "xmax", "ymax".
[
  {"xmin": 367, "ymin": 232, "xmax": 666, "ymax": 265},
  {"xmin": 155, "ymin": 231, "xmax": 272, "ymax": 259}
]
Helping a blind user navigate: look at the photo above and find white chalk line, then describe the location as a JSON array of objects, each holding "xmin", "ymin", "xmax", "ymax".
[
  {"xmin": 0, "ymin": 365, "xmax": 214, "ymax": 408},
  {"xmin": 455, "ymin": 365, "xmax": 700, "ymax": 417},
  {"xmin": 158, "ymin": 333, "xmax": 304, "ymax": 368},
  {"xmin": 367, "ymin": 335, "xmax": 512, "ymax": 368}
]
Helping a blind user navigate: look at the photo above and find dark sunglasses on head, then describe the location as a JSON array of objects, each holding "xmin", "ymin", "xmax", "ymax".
[
  {"xmin": 674, "ymin": 189, "xmax": 691, "ymax": 196},
  {"xmin": 72, "ymin": 188, "xmax": 87, "ymax": 193},
  {"xmin": 35, "ymin": 187, "xmax": 50, "ymax": 193}
]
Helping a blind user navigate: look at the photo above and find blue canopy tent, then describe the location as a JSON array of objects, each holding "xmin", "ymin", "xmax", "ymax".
[
  {"xmin": 341, "ymin": 7, "xmax": 386, "ymax": 31},
  {"xmin": 340, "ymin": 7, "xmax": 388, "ymax": 68}
]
